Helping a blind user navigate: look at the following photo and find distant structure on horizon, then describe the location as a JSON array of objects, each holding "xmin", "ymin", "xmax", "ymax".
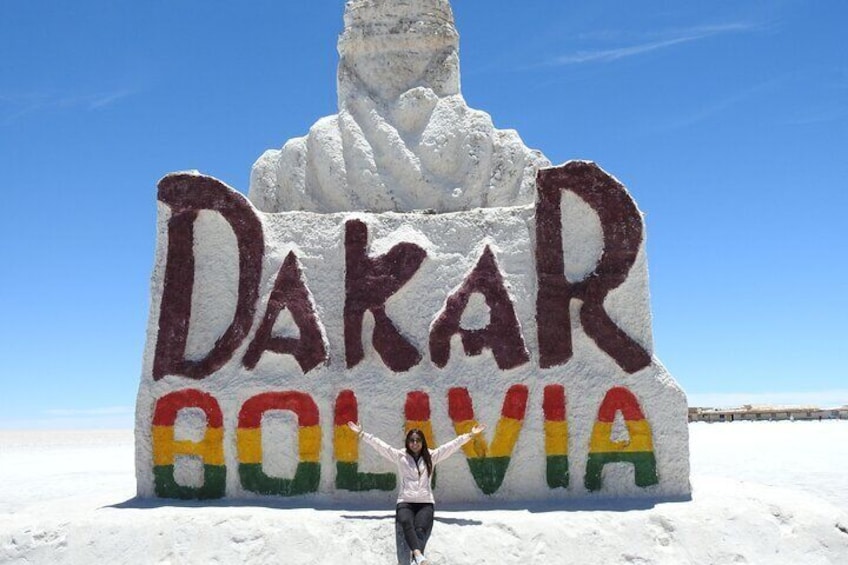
[{"xmin": 689, "ymin": 405, "xmax": 848, "ymax": 423}]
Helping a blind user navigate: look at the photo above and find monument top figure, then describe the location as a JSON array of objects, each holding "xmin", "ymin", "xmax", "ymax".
[{"xmin": 249, "ymin": 0, "xmax": 550, "ymax": 214}]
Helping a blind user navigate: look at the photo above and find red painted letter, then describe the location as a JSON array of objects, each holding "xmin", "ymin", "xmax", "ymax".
[
  {"xmin": 344, "ymin": 219, "xmax": 425, "ymax": 372},
  {"xmin": 430, "ymin": 246, "xmax": 529, "ymax": 370},
  {"xmin": 535, "ymin": 162, "xmax": 650, "ymax": 373},
  {"xmin": 243, "ymin": 251, "xmax": 327, "ymax": 373},
  {"xmin": 153, "ymin": 174, "xmax": 264, "ymax": 380}
]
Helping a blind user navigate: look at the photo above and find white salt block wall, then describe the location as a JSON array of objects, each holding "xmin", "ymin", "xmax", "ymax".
[{"xmin": 135, "ymin": 162, "xmax": 690, "ymax": 503}]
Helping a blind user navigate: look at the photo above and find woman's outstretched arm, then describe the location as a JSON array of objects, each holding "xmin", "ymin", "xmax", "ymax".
[
  {"xmin": 430, "ymin": 424, "xmax": 487, "ymax": 465},
  {"xmin": 346, "ymin": 421, "xmax": 403, "ymax": 462}
]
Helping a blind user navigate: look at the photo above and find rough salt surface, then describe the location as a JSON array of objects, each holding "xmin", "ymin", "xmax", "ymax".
[
  {"xmin": 3, "ymin": 423, "xmax": 847, "ymax": 564},
  {"xmin": 136, "ymin": 193, "xmax": 690, "ymax": 501}
]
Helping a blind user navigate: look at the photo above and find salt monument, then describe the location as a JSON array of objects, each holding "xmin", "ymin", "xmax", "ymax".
[{"xmin": 136, "ymin": 0, "xmax": 691, "ymax": 503}]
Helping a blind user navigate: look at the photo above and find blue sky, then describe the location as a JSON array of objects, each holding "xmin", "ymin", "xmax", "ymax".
[{"xmin": 1, "ymin": 1, "xmax": 845, "ymax": 428}]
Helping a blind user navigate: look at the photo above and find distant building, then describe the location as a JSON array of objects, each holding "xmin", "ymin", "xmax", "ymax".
[{"xmin": 688, "ymin": 405, "xmax": 848, "ymax": 423}]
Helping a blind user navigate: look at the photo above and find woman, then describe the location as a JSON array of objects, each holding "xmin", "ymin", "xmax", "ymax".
[{"xmin": 346, "ymin": 421, "xmax": 486, "ymax": 565}]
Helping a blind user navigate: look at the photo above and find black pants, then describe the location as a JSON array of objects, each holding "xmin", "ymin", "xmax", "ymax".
[{"xmin": 395, "ymin": 502, "xmax": 434, "ymax": 554}]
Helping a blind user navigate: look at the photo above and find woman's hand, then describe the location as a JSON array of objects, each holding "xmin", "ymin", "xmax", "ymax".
[
  {"xmin": 471, "ymin": 423, "xmax": 487, "ymax": 435},
  {"xmin": 347, "ymin": 421, "xmax": 362, "ymax": 435}
]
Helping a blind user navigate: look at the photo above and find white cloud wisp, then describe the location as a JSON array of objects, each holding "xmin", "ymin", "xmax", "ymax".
[{"xmin": 547, "ymin": 23, "xmax": 757, "ymax": 66}]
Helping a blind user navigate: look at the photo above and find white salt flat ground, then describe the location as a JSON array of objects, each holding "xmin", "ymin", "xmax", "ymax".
[{"xmin": 1, "ymin": 421, "xmax": 847, "ymax": 564}]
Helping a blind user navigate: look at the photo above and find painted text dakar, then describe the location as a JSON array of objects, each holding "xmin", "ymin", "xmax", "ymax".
[{"xmin": 154, "ymin": 162, "xmax": 650, "ymax": 382}]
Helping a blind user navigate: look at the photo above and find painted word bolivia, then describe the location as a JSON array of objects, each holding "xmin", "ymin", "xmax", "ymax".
[{"xmin": 137, "ymin": 163, "xmax": 690, "ymax": 502}]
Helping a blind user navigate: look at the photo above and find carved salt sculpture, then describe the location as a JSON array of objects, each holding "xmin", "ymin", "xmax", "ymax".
[
  {"xmin": 136, "ymin": 0, "xmax": 691, "ymax": 503},
  {"xmin": 248, "ymin": 0, "xmax": 549, "ymax": 213}
]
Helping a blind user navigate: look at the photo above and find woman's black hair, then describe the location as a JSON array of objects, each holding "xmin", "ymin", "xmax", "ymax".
[{"xmin": 405, "ymin": 428, "xmax": 433, "ymax": 477}]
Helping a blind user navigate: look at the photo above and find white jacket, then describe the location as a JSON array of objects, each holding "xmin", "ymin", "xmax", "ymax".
[{"xmin": 359, "ymin": 431, "xmax": 473, "ymax": 504}]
